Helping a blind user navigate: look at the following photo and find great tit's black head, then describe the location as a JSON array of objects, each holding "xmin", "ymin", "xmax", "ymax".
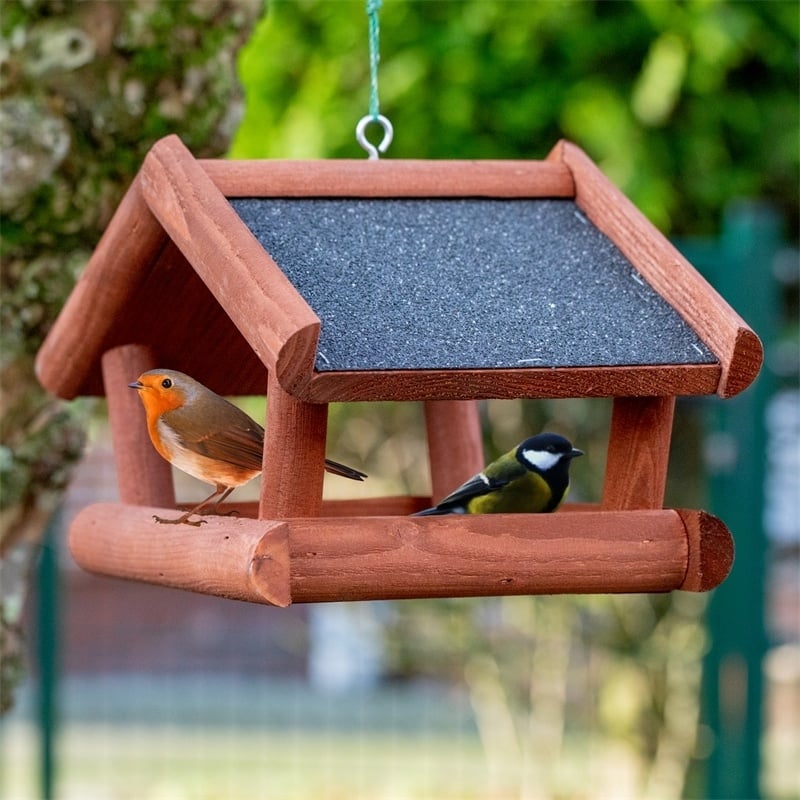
[{"xmin": 516, "ymin": 433, "xmax": 584, "ymax": 474}]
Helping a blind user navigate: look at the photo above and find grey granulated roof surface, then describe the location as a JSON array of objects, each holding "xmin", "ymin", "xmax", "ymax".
[{"xmin": 230, "ymin": 197, "xmax": 716, "ymax": 372}]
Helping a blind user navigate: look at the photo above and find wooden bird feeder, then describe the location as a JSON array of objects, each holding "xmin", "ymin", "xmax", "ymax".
[{"xmin": 37, "ymin": 135, "xmax": 761, "ymax": 608}]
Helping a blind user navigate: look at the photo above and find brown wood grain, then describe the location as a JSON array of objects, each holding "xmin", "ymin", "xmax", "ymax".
[
  {"xmin": 302, "ymin": 363, "xmax": 722, "ymax": 403},
  {"xmin": 602, "ymin": 396, "xmax": 676, "ymax": 510},
  {"xmin": 101, "ymin": 345, "xmax": 175, "ymax": 508},
  {"xmin": 206, "ymin": 496, "xmax": 434, "ymax": 518},
  {"xmin": 200, "ymin": 158, "xmax": 576, "ymax": 199},
  {"xmin": 322, "ymin": 496, "xmax": 434, "ymax": 516},
  {"xmin": 259, "ymin": 375, "xmax": 328, "ymax": 518},
  {"xmin": 424, "ymin": 400, "xmax": 485, "ymax": 504},
  {"xmin": 139, "ymin": 135, "xmax": 321, "ymax": 395},
  {"xmin": 68, "ymin": 503, "xmax": 733, "ymax": 606},
  {"xmin": 35, "ymin": 175, "xmax": 170, "ymax": 400},
  {"xmin": 195, "ymin": 499, "xmax": 637, "ymax": 519},
  {"xmin": 281, "ymin": 510, "xmax": 690, "ymax": 601},
  {"xmin": 103, "ymin": 239, "xmax": 271, "ymax": 398},
  {"xmin": 68, "ymin": 503, "xmax": 290, "ymax": 606},
  {"xmin": 553, "ymin": 140, "xmax": 762, "ymax": 398},
  {"xmin": 677, "ymin": 508, "xmax": 735, "ymax": 591}
]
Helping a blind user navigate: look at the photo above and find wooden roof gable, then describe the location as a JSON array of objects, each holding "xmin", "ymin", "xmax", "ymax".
[{"xmin": 36, "ymin": 135, "xmax": 761, "ymax": 403}]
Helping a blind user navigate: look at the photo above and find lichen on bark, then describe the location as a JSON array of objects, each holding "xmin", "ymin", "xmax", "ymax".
[{"xmin": 0, "ymin": 0, "xmax": 263, "ymax": 714}]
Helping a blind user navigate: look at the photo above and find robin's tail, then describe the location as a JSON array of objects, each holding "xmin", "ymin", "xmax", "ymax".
[{"xmin": 324, "ymin": 458, "xmax": 367, "ymax": 481}]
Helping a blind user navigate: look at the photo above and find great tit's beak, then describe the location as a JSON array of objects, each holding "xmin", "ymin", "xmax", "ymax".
[{"xmin": 569, "ymin": 448, "xmax": 584, "ymax": 458}]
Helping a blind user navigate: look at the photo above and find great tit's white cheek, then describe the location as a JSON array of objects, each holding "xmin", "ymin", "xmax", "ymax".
[{"xmin": 521, "ymin": 449, "xmax": 560, "ymax": 472}]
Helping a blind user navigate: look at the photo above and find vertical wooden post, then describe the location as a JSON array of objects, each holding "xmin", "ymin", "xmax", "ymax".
[
  {"xmin": 260, "ymin": 374, "xmax": 328, "ymax": 518},
  {"xmin": 424, "ymin": 400, "xmax": 484, "ymax": 503},
  {"xmin": 101, "ymin": 344, "xmax": 175, "ymax": 507},
  {"xmin": 601, "ymin": 395, "xmax": 675, "ymax": 510}
]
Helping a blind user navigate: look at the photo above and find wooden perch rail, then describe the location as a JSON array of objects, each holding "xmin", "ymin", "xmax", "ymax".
[{"xmin": 69, "ymin": 504, "xmax": 733, "ymax": 608}]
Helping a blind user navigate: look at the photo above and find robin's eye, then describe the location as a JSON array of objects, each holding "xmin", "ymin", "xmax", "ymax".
[{"xmin": 161, "ymin": 378, "xmax": 172, "ymax": 389}]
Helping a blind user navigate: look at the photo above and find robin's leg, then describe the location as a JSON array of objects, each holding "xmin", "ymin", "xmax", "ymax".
[
  {"xmin": 206, "ymin": 486, "xmax": 238, "ymax": 517},
  {"xmin": 153, "ymin": 486, "xmax": 226, "ymax": 526}
]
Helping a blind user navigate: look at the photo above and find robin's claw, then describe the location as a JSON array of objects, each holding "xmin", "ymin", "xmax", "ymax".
[{"xmin": 152, "ymin": 514, "xmax": 206, "ymax": 527}]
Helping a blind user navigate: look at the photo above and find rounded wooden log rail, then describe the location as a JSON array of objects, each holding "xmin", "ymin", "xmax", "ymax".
[{"xmin": 68, "ymin": 504, "xmax": 733, "ymax": 608}]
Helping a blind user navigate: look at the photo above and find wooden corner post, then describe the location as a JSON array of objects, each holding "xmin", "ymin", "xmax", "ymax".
[
  {"xmin": 424, "ymin": 400, "xmax": 485, "ymax": 504},
  {"xmin": 101, "ymin": 344, "xmax": 175, "ymax": 508},
  {"xmin": 602, "ymin": 395, "xmax": 676, "ymax": 510},
  {"xmin": 259, "ymin": 373, "xmax": 329, "ymax": 519}
]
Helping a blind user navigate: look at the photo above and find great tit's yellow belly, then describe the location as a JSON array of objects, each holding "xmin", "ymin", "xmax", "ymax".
[{"xmin": 466, "ymin": 472, "xmax": 563, "ymax": 514}]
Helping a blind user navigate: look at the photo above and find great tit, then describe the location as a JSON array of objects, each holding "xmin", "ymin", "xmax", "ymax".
[{"xmin": 414, "ymin": 432, "xmax": 583, "ymax": 515}]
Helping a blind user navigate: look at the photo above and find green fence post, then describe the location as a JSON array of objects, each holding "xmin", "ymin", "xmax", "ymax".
[
  {"xmin": 37, "ymin": 510, "xmax": 61, "ymax": 800},
  {"xmin": 700, "ymin": 201, "xmax": 781, "ymax": 799}
]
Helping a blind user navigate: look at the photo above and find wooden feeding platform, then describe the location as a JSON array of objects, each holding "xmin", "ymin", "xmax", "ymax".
[{"xmin": 37, "ymin": 135, "xmax": 761, "ymax": 607}]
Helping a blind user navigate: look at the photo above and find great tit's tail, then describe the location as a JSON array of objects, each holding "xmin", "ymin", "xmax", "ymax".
[
  {"xmin": 412, "ymin": 505, "xmax": 454, "ymax": 516},
  {"xmin": 324, "ymin": 458, "xmax": 367, "ymax": 481}
]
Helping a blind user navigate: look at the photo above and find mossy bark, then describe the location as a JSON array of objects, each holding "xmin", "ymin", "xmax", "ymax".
[{"xmin": 0, "ymin": 0, "xmax": 262, "ymax": 714}]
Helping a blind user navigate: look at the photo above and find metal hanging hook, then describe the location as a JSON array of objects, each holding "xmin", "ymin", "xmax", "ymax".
[{"xmin": 356, "ymin": 114, "xmax": 393, "ymax": 160}]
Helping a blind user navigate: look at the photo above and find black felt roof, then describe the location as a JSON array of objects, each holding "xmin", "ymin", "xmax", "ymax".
[{"xmin": 230, "ymin": 197, "xmax": 716, "ymax": 373}]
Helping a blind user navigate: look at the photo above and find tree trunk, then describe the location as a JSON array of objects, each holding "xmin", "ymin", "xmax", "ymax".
[{"xmin": 0, "ymin": 0, "xmax": 263, "ymax": 714}]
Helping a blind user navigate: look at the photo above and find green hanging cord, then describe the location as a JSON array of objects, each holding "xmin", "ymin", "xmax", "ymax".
[
  {"xmin": 356, "ymin": 0, "xmax": 393, "ymax": 159},
  {"xmin": 367, "ymin": 0, "xmax": 382, "ymax": 119}
]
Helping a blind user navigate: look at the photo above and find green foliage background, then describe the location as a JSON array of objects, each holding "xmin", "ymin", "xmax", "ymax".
[
  {"xmin": 233, "ymin": 0, "xmax": 798, "ymax": 236},
  {"xmin": 230, "ymin": 3, "xmax": 798, "ymax": 797}
]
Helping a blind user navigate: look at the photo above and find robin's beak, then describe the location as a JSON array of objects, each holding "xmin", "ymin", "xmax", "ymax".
[{"xmin": 128, "ymin": 380, "xmax": 144, "ymax": 390}]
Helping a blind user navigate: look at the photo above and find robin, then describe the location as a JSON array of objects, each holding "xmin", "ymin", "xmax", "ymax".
[{"xmin": 129, "ymin": 369, "xmax": 366, "ymax": 526}]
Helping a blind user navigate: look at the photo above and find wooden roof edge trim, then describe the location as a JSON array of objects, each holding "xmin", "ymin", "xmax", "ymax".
[
  {"xmin": 721, "ymin": 328, "xmax": 764, "ymax": 398},
  {"xmin": 139, "ymin": 136, "xmax": 321, "ymax": 387},
  {"xmin": 300, "ymin": 363, "xmax": 722, "ymax": 403},
  {"xmin": 273, "ymin": 323, "xmax": 322, "ymax": 396},
  {"xmin": 555, "ymin": 141, "xmax": 762, "ymax": 398},
  {"xmin": 199, "ymin": 156, "xmax": 576, "ymax": 198},
  {"xmin": 36, "ymin": 174, "xmax": 171, "ymax": 400}
]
